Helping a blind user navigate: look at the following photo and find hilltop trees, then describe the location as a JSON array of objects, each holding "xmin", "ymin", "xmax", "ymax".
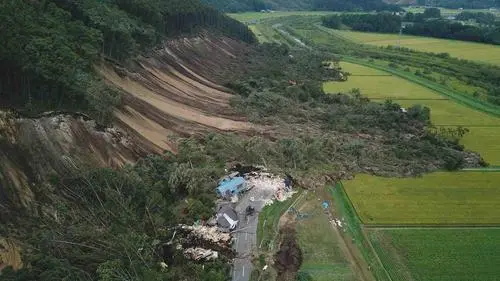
[{"xmin": 322, "ymin": 13, "xmax": 402, "ymax": 33}]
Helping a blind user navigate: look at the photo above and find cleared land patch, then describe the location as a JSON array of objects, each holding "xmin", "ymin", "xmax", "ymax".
[
  {"xmin": 295, "ymin": 193, "xmax": 359, "ymax": 281},
  {"xmin": 330, "ymin": 30, "xmax": 500, "ymax": 66},
  {"xmin": 368, "ymin": 228, "xmax": 500, "ymax": 281},
  {"xmin": 342, "ymin": 172, "xmax": 500, "ymax": 224}
]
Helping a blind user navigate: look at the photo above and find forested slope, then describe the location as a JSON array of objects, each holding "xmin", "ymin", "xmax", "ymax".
[{"xmin": 0, "ymin": 0, "xmax": 254, "ymax": 123}]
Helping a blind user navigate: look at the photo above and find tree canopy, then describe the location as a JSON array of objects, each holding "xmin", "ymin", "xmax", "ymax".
[{"xmin": 322, "ymin": 13, "xmax": 402, "ymax": 33}]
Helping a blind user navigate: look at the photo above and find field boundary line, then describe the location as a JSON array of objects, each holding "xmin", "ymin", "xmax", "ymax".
[
  {"xmin": 340, "ymin": 56, "xmax": 500, "ymax": 118},
  {"xmin": 461, "ymin": 167, "xmax": 500, "ymax": 171},
  {"xmin": 368, "ymin": 97, "xmax": 449, "ymax": 100},
  {"xmin": 309, "ymin": 23, "xmax": 500, "ymax": 118},
  {"xmin": 364, "ymin": 225, "xmax": 500, "ymax": 229},
  {"xmin": 332, "ymin": 183, "xmax": 393, "ymax": 281}
]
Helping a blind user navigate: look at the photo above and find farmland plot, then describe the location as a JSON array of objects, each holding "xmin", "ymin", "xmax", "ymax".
[
  {"xmin": 325, "ymin": 62, "xmax": 500, "ymax": 164},
  {"xmin": 342, "ymin": 172, "xmax": 500, "ymax": 224},
  {"xmin": 329, "ymin": 30, "xmax": 500, "ymax": 66},
  {"xmin": 368, "ymin": 228, "xmax": 500, "ymax": 281},
  {"xmin": 295, "ymin": 193, "xmax": 359, "ymax": 281}
]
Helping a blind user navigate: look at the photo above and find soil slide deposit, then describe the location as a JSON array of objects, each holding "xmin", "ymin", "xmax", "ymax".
[{"xmin": 274, "ymin": 223, "xmax": 303, "ymax": 281}]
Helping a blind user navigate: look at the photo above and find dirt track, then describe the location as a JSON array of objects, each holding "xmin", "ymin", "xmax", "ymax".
[{"xmin": 98, "ymin": 35, "xmax": 256, "ymax": 153}]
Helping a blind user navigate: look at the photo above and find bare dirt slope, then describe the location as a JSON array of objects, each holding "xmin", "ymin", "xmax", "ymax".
[{"xmin": 98, "ymin": 35, "xmax": 255, "ymax": 153}]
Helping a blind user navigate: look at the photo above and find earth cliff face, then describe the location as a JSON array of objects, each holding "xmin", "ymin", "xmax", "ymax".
[{"xmin": 0, "ymin": 111, "xmax": 144, "ymax": 212}]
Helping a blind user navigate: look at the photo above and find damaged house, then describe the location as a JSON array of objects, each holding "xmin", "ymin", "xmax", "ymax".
[{"xmin": 216, "ymin": 205, "xmax": 239, "ymax": 231}]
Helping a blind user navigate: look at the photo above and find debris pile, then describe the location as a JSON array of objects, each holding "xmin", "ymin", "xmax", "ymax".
[
  {"xmin": 331, "ymin": 218, "xmax": 346, "ymax": 232},
  {"xmin": 184, "ymin": 247, "xmax": 219, "ymax": 261},
  {"xmin": 175, "ymin": 225, "xmax": 234, "ymax": 262},
  {"xmin": 245, "ymin": 172, "xmax": 297, "ymax": 205},
  {"xmin": 179, "ymin": 225, "xmax": 232, "ymax": 247}
]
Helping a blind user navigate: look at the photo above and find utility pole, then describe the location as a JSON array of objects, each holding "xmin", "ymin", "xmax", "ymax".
[{"xmin": 398, "ymin": 25, "xmax": 403, "ymax": 49}]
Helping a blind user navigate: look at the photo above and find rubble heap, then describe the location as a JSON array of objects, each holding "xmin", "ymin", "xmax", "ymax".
[
  {"xmin": 184, "ymin": 247, "xmax": 219, "ymax": 261},
  {"xmin": 180, "ymin": 225, "xmax": 232, "ymax": 246},
  {"xmin": 245, "ymin": 172, "xmax": 297, "ymax": 205},
  {"xmin": 175, "ymin": 225, "xmax": 235, "ymax": 262}
]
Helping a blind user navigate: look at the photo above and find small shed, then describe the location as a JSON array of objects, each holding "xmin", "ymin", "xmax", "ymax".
[
  {"xmin": 216, "ymin": 205, "xmax": 239, "ymax": 230},
  {"xmin": 216, "ymin": 176, "xmax": 246, "ymax": 197}
]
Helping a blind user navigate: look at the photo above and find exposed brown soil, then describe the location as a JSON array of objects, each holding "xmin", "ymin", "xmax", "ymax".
[
  {"xmin": 274, "ymin": 222, "xmax": 302, "ymax": 281},
  {"xmin": 0, "ymin": 238, "xmax": 22, "ymax": 271},
  {"xmin": 98, "ymin": 35, "xmax": 258, "ymax": 153}
]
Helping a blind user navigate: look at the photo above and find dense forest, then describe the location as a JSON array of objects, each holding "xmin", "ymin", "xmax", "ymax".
[
  {"xmin": 202, "ymin": 0, "xmax": 401, "ymax": 12},
  {"xmin": 322, "ymin": 9, "xmax": 500, "ymax": 46},
  {"xmin": 404, "ymin": 19, "xmax": 500, "ymax": 45},
  {"xmin": 456, "ymin": 11, "xmax": 497, "ymax": 25},
  {"xmin": 436, "ymin": 0, "xmax": 498, "ymax": 9},
  {"xmin": 0, "ymin": 0, "xmax": 254, "ymax": 123},
  {"xmin": 322, "ymin": 13, "xmax": 402, "ymax": 33},
  {"xmin": 313, "ymin": 0, "xmax": 402, "ymax": 12}
]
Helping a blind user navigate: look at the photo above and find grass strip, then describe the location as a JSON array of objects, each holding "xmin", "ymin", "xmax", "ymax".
[{"xmin": 329, "ymin": 182, "xmax": 392, "ymax": 281}]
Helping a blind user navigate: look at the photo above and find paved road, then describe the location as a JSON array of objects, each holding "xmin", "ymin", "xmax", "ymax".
[{"xmin": 232, "ymin": 186, "xmax": 276, "ymax": 281}]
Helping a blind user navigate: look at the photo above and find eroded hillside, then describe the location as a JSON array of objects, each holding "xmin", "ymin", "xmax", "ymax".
[
  {"xmin": 99, "ymin": 35, "xmax": 256, "ymax": 153},
  {"xmin": 0, "ymin": 111, "xmax": 145, "ymax": 212}
]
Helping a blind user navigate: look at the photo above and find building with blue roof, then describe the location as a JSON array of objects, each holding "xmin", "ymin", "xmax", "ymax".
[{"xmin": 216, "ymin": 176, "xmax": 247, "ymax": 197}]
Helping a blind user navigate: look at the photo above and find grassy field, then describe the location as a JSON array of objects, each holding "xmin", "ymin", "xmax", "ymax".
[
  {"xmin": 227, "ymin": 11, "xmax": 336, "ymax": 23},
  {"xmin": 368, "ymin": 228, "xmax": 500, "ymax": 281},
  {"xmin": 342, "ymin": 172, "xmax": 500, "ymax": 224},
  {"xmin": 295, "ymin": 192, "xmax": 359, "ymax": 281},
  {"xmin": 324, "ymin": 61, "xmax": 500, "ymax": 164},
  {"xmin": 249, "ymin": 25, "xmax": 272, "ymax": 43},
  {"xmin": 330, "ymin": 29, "xmax": 500, "ymax": 66}
]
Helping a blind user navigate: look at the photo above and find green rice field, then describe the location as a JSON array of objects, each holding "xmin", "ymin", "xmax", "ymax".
[
  {"xmin": 296, "ymin": 193, "xmax": 358, "ymax": 281},
  {"xmin": 461, "ymin": 127, "xmax": 500, "ymax": 164},
  {"xmin": 342, "ymin": 172, "xmax": 500, "ymax": 224},
  {"xmin": 330, "ymin": 30, "xmax": 500, "ymax": 66},
  {"xmin": 324, "ymin": 62, "xmax": 500, "ymax": 164},
  {"xmin": 368, "ymin": 228, "xmax": 500, "ymax": 281}
]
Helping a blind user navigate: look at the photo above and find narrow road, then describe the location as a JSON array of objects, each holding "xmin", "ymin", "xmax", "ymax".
[{"xmin": 232, "ymin": 187, "xmax": 276, "ymax": 281}]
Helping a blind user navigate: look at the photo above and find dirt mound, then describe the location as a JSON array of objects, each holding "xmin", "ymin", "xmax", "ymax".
[
  {"xmin": 98, "ymin": 35, "xmax": 256, "ymax": 153},
  {"xmin": 274, "ymin": 223, "xmax": 303, "ymax": 281}
]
